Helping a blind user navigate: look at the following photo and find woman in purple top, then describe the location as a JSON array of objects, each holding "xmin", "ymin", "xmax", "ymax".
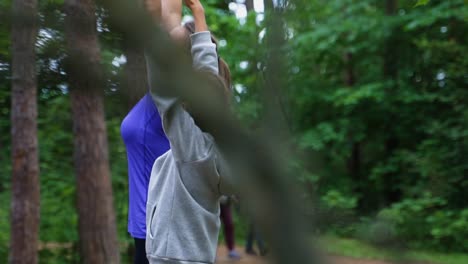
[
  {"xmin": 121, "ymin": 92, "xmax": 170, "ymax": 264},
  {"xmin": 121, "ymin": 1, "xmax": 170, "ymax": 263}
]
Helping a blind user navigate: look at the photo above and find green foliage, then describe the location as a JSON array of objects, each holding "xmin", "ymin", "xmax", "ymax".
[
  {"xmin": 280, "ymin": 0, "xmax": 468, "ymax": 252},
  {"xmin": 0, "ymin": 190, "xmax": 10, "ymax": 263},
  {"xmin": 379, "ymin": 194, "xmax": 468, "ymax": 251},
  {"xmin": 0, "ymin": 0, "xmax": 11, "ymax": 59},
  {"xmin": 415, "ymin": 0, "xmax": 431, "ymax": 7},
  {"xmin": 1, "ymin": 0, "xmax": 467, "ymax": 260},
  {"xmin": 317, "ymin": 190, "xmax": 358, "ymax": 237},
  {"xmin": 37, "ymin": 95, "xmax": 77, "ymax": 244},
  {"xmin": 322, "ymin": 235, "xmax": 468, "ymax": 264}
]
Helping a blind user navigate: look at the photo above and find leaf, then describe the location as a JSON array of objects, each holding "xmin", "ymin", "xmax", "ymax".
[{"xmin": 414, "ymin": 0, "xmax": 430, "ymax": 7}]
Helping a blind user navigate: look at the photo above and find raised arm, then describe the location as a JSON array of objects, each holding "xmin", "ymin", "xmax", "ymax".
[
  {"xmin": 185, "ymin": 0, "xmax": 208, "ymax": 32},
  {"xmin": 187, "ymin": 0, "xmax": 216, "ymax": 74},
  {"xmin": 147, "ymin": 0, "xmax": 219, "ymax": 162},
  {"xmin": 144, "ymin": 0, "xmax": 162, "ymax": 22},
  {"xmin": 190, "ymin": 32, "xmax": 217, "ymax": 74},
  {"xmin": 161, "ymin": 0, "xmax": 184, "ymax": 37}
]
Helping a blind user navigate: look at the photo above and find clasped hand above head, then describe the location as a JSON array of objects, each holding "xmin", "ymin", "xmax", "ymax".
[
  {"xmin": 184, "ymin": 0, "xmax": 204, "ymax": 13},
  {"xmin": 185, "ymin": 0, "xmax": 208, "ymax": 33},
  {"xmin": 158, "ymin": 0, "xmax": 208, "ymax": 40},
  {"xmin": 187, "ymin": 0, "xmax": 208, "ymax": 33}
]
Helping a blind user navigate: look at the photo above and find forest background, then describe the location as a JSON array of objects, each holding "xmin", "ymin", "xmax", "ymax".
[{"xmin": 0, "ymin": 0, "xmax": 467, "ymax": 263}]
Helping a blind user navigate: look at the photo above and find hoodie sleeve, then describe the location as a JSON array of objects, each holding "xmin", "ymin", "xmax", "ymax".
[
  {"xmin": 190, "ymin": 31, "xmax": 218, "ymax": 75},
  {"xmin": 147, "ymin": 31, "xmax": 219, "ymax": 162}
]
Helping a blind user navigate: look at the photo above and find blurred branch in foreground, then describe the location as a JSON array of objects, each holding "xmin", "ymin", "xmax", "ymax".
[{"xmin": 99, "ymin": 0, "xmax": 319, "ymax": 263}]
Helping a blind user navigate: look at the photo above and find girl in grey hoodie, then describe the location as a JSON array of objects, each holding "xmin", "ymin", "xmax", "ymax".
[{"xmin": 145, "ymin": 0, "xmax": 233, "ymax": 263}]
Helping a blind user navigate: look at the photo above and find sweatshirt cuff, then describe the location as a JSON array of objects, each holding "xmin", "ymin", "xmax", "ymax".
[{"xmin": 190, "ymin": 31, "xmax": 213, "ymax": 46}]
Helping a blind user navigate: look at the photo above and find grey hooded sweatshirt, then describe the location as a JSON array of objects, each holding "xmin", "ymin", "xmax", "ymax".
[{"xmin": 145, "ymin": 31, "xmax": 231, "ymax": 264}]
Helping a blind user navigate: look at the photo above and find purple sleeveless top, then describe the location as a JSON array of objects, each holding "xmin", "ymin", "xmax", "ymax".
[{"xmin": 121, "ymin": 93, "xmax": 170, "ymax": 238}]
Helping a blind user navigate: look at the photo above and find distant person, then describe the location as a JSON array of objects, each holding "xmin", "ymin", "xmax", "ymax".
[
  {"xmin": 245, "ymin": 221, "xmax": 267, "ymax": 256},
  {"xmin": 120, "ymin": 80, "xmax": 170, "ymax": 264},
  {"xmin": 220, "ymin": 196, "xmax": 241, "ymax": 259},
  {"xmin": 120, "ymin": 1, "xmax": 170, "ymax": 264}
]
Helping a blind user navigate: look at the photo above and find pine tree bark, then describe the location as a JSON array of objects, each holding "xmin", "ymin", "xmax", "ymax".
[
  {"xmin": 64, "ymin": 0, "xmax": 120, "ymax": 263},
  {"xmin": 343, "ymin": 52, "xmax": 363, "ymax": 209},
  {"xmin": 9, "ymin": 0, "xmax": 40, "ymax": 263},
  {"xmin": 383, "ymin": 0, "xmax": 400, "ymax": 205}
]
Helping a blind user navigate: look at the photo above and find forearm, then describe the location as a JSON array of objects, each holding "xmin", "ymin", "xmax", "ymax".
[
  {"xmin": 161, "ymin": 0, "xmax": 182, "ymax": 31},
  {"xmin": 145, "ymin": 0, "xmax": 162, "ymax": 22},
  {"xmin": 190, "ymin": 31, "xmax": 218, "ymax": 74},
  {"xmin": 192, "ymin": 6, "xmax": 208, "ymax": 32}
]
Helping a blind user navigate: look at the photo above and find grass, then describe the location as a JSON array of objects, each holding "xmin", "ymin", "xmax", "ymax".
[
  {"xmin": 0, "ymin": 189, "xmax": 10, "ymax": 264},
  {"xmin": 320, "ymin": 235, "xmax": 468, "ymax": 264}
]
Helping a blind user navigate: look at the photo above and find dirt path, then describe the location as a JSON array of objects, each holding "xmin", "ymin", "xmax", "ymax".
[
  {"xmin": 215, "ymin": 246, "xmax": 267, "ymax": 264},
  {"xmin": 215, "ymin": 246, "xmax": 424, "ymax": 264}
]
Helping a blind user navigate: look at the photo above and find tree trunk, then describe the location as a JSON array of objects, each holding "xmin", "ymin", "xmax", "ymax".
[
  {"xmin": 64, "ymin": 0, "xmax": 120, "ymax": 263},
  {"xmin": 382, "ymin": 0, "xmax": 400, "ymax": 205},
  {"xmin": 343, "ymin": 52, "xmax": 363, "ymax": 209},
  {"xmin": 9, "ymin": 0, "xmax": 40, "ymax": 263},
  {"xmin": 245, "ymin": 0, "xmax": 254, "ymax": 12},
  {"xmin": 122, "ymin": 37, "xmax": 148, "ymax": 109}
]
